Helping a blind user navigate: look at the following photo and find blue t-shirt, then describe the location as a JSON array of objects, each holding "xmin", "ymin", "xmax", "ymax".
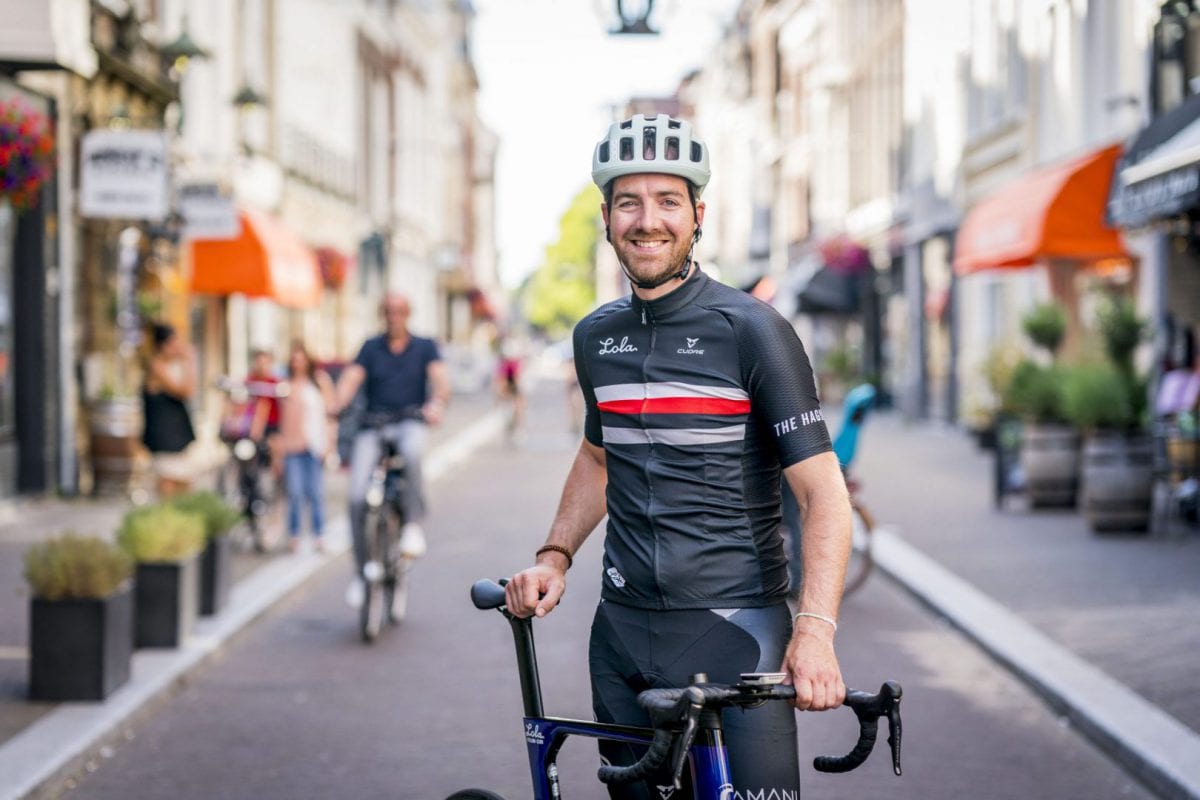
[{"xmin": 354, "ymin": 334, "xmax": 441, "ymax": 413}]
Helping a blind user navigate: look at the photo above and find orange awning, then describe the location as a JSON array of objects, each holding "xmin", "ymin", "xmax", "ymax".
[
  {"xmin": 954, "ymin": 144, "xmax": 1129, "ymax": 276},
  {"xmin": 190, "ymin": 210, "xmax": 322, "ymax": 309}
]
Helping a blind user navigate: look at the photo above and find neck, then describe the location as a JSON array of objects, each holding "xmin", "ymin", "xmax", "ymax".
[{"xmin": 631, "ymin": 260, "xmax": 697, "ymax": 303}]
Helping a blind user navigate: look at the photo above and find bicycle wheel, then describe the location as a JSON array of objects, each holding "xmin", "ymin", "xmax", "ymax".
[
  {"xmin": 842, "ymin": 502, "xmax": 875, "ymax": 597},
  {"xmin": 445, "ymin": 791, "xmax": 506, "ymax": 800},
  {"xmin": 359, "ymin": 510, "xmax": 387, "ymax": 643}
]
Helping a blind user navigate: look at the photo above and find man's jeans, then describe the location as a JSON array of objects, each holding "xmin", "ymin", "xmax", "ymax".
[{"xmin": 348, "ymin": 421, "xmax": 427, "ymax": 574}]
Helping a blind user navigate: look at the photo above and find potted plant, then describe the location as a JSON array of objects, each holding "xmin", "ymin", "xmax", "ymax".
[
  {"xmin": 117, "ymin": 504, "xmax": 206, "ymax": 647},
  {"xmin": 172, "ymin": 491, "xmax": 241, "ymax": 616},
  {"xmin": 1004, "ymin": 303, "xmax": 1080, "ymax": 507},
  {"xmin": 23, "ymin": 534, "xmax": 134, "ymax": 700},
  {"xmin": 1063, "ymin": 298, "xmax": 1153, "ymax": 532}
]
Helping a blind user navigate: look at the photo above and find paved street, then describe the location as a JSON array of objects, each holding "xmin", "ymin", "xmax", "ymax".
[{"xmin": 53, "ymin": 381, "xmax": 1154, "ymax": 800}]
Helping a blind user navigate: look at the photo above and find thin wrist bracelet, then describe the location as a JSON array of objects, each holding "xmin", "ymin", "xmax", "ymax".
[
  {"xmin": 793, "ymin": 611, "xmax": 838, "ymax": 632},
  {"xmin": 535, "ymin": 544, "xmax": 573, "ymax": 569}
]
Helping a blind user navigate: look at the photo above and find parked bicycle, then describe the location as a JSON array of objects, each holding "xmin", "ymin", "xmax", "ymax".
[
  {"xmin": 356, "ymin": 408, "xmax": 421, "ymax": 643},
  {"xmin": 215, "ymin": 376, "xmax": 289, "ymax": 553},
  {"xmin": 447, "ymin": 578, "xmax": 903, "ymax": 800},
  {"xmin": 832, "ymin": 384, "xmax": 878, "ymax": 597}
]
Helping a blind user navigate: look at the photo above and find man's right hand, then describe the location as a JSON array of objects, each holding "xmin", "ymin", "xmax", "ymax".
[{"xmin": 504, "ymin": 560, "xmax": 567, "ymax": 618}]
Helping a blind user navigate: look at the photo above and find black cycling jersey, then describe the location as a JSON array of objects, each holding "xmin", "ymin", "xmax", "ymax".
[{"xmin": 573, "ymin": 268, "xmax": 832, "ymax": 610}]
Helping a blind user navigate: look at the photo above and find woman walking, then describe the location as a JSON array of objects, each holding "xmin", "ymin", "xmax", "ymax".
[
  {"xmin": 142, "ymin": 323, "xmax": 197, "ymax": 498},
  {"xmin": 279, "ymin": 341, "xmax": 335, "ymax": 553}
]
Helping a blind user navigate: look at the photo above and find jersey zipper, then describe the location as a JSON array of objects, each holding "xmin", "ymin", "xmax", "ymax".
[{"xmin": 640, "ymin": 302, "xmax": 665, "ymax": 608}]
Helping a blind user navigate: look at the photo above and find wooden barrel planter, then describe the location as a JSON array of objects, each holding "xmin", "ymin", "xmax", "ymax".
[
  {"xmin": 89, "ymin": 398, "xmax": 142, "ymax": 496},
  {"xmin": 1020, "ymin": 424, "xmax": 1080, "ymax": 508},
  {"xmin": 1080, "ymin": 433, "xmax": 1154, "ymax": 533}
]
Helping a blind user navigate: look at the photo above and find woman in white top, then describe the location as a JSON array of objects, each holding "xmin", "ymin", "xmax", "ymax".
[{"xmin": 279, "ymin": 341, "xmax": 335, "ymax": 553}]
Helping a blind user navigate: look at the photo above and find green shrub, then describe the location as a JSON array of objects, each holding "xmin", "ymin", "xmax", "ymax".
[
  {"xmin": 1003, "ymin": 360, "xmax": 1066, "ymax": 423},
  {"xmin": 171, "ymin": 491, "xmax": 240, "ymax": 541},
  {"xmin": 1096, "ymin": 296, "xmax": 1146, "ymax": 374},
  {"xmin": 117, "ymin": 504, "xmax": 206, "ymax": 563},
  {"xmin": 1021, "ymin": 303, "xmax": 1067, "ymax": 357},
  {"xmin": 1061, "ymin": 363, "xmax": 1135, "ymax": 432},
  {"xmin": 23, "ymin": 534, "xmax": 132, "ymax": 601}
]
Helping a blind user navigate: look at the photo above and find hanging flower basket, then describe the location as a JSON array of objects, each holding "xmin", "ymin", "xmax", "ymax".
[
  {"xmin": 0, "ymin": 99, "xmax": 55, "ymax": 212},
  {"xmin": 316, "ymin": 246, "xmax": 352, "ymax": 290}
]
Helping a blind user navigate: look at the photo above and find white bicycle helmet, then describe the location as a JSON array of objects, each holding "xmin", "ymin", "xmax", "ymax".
[{"xmin": 591, "ymin": 114, "xmax": 711, "ymax": 196}]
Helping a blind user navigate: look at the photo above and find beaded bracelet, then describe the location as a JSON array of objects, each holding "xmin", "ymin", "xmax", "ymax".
[{"xmin": 535, "ymin": 544, "xmax": 573, "ymax": 570}]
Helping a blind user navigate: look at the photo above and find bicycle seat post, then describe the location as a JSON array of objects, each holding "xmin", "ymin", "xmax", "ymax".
[{"xmin": 506, "ymin": 614, "xmax": 544, "ymax": 718}]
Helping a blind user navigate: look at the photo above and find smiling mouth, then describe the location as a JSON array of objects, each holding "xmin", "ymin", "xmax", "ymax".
[{"xmin": 630, "ymin": 239, "xmax": 669, "ymax": 251}]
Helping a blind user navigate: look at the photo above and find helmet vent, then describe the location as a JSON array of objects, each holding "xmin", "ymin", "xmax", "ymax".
[
  {"xmin": 598, "ymin": 142, "xmax": 610, "ymax": 163},
  {"xmin": 619, "ymin": 137, "xmax": 634, "ymax": 161},
  {"xmin": 690, "ymin": 142, "xmax": 703, "ymax": 162},
  {"xmin": 668, "ymin": 119, "xmax": 681, "ymax": 129},
  {"xmin": 665, "ymin": 137, "xmax": 680, "ymax": 160},
  {"xmin": 619, "ymin": 119, "xmax": 633, "ymax": 129},
  {"xmin": 643, "ymin": 128, "xmax": 657, "ymax": 160}
]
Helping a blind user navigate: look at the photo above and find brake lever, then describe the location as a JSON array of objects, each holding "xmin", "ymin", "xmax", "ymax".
[
  {"xmin": 887, "ymin": 692, "xmax": 903, "ymax": 776},
  {"xmin": 812, "ymin": 681, "xmax": 903, "ymax": 775},
  {"xmin": 667, "ymin": 698, "xmax": 704, "ymax": 789}
]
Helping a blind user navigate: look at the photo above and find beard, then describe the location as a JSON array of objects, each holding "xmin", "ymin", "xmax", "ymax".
[{"xmin": 613, "ymin": 230, "xmax": 693, "ymax": 288}]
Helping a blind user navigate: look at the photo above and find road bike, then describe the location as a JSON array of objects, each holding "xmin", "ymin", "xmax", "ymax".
[
  {"xmin": 215, "ymin": 377, "xmax": 288, "ymax": 553},
  {"xmin": 833, "ymin": 383, "xmax": 878, "ymax": 598},
  {"xmin": 447, "ymin": 578, "xmax": 903, "ymax": 800},
  {"xmin": 357, "ymin": 409, "xmax": 421, "ymax": 643}
]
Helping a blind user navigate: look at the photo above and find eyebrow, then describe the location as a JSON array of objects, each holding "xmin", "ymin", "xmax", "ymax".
[{"xmin": 612, "ymin": 189, "xmax": 687, "ymax": 202}]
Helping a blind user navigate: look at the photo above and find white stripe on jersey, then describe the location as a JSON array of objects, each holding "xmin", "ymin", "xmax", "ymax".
[
  {"xmin": 601, "ymin": 424, "xmax": 746, "ymax": 446},
  {"xmin": 594, "ymin": 382, "xmax": 749, "ymax": 404}
]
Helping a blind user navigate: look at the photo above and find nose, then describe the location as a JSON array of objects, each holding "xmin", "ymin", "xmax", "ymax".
[{"xmin": 634, "ymin": 203, "xmax": 661, "ymax": 232}]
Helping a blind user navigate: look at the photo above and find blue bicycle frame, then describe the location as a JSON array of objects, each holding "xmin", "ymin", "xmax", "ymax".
[{"xmin": 490, "ymin": 583, "xmax": 746, "ymax": 800}]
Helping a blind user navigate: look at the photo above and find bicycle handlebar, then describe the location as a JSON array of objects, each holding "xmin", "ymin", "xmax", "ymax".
[{"xmin": 598, "ymin": 680, "xmax": 903, "ymax": 788}]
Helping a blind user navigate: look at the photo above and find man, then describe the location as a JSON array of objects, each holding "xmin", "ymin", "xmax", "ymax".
[
  {"xmin": 330, "ymin": 293, "xmax": 450, "ymax": 602},
  {"xmin": 505, "ymin": 115, "xmax": 852, "ymax": 799}
]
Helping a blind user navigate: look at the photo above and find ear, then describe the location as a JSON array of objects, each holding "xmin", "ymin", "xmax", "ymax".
[{"xmin": 605, "ymin": 226, "xmax": 612, "ymax": 243}]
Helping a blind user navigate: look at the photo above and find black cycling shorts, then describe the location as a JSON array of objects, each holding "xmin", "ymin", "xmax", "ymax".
[{"xmin": 588, "ymin": 600, "xmax": 799, "ymax": 800}]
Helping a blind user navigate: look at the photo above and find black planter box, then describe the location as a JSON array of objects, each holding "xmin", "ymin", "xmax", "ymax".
[
  {"xmin": 29, "ymin": 583, "xmax": 134, "ymax": 701},
  {"xmin": 199, "ymin": 535, "xmax": 233, "ymax": 616},
  {"xmin": 134, "ymin": 555, "xmax": 198, "ymax": 648}
]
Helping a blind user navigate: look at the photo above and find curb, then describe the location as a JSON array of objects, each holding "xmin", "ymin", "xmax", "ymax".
[
  {"xmin": 872, "ymin": 526, "xmax": 1200, "ymax": 800},
  {"xmin": 0, "ymin": 407, "xmax": 507, "ymax": 800}
]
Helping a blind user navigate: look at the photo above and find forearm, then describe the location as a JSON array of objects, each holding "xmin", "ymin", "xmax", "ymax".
[
  {"xmin": 537, "ymin": 441, "xmax": 608, "ymax": 567},
  {"xmin": 785, "ymin": 454, "xmax": 852, "ymax": 622}
]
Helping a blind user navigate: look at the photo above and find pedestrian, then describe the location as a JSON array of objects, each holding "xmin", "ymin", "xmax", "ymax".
[
  {"xmin": 279, "ymin": 340, "xmax": 335, "ymax": 554},
  {"xmin": 504, "ymin": 114, "xmax": 852, "ymax": 799},
  {"xmin": 494, "ymin": 335, "xmax": 525, "ymax": 441},
  {"xmin": 141, "ymin": 322, "xmax": 197, "ymax": 499}
]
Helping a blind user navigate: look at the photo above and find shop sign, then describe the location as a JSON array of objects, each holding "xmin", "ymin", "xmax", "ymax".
[
  {"xmin": 178, "ymin": 182, "xmax": 238, "ymax": 241},
  {"xmin": 1109, "ymin": 165, "xmax": 1200, "ymax": 228},
  {"xmin": 79, "ymin": 130, "xmax": 169, "ymax": 220}
]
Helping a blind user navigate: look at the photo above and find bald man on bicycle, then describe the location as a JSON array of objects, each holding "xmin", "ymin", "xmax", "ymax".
[{"xmin": 505, "ymin": 115, "xmax": 852, "ymax": 799}]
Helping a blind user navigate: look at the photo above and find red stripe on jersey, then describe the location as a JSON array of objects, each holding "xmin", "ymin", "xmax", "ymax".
[{"xmin": 597, "ymin": 397, "xmax": 751, "ymax": 415}]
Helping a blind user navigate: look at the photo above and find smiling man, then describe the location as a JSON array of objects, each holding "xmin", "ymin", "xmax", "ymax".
[{"xmin": 505, "ymin": 115, "xmax": 852, "ymax": 799}]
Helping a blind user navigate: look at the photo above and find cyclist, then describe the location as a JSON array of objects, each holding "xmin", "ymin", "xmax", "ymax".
[
  {"xmin": 505, "ymin": 114, "xmax": 852, "ymax": 799},
  {"xmin": 329, "ymin": 293, "xmax": 451, "ymax": 606}
]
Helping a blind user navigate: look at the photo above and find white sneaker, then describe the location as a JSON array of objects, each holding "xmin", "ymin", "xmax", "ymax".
[
  {"xmin": 345, "ymin": 580, "xmax": 365, "ymax": 609},
  {"xmin": 398, "ymin": 522, "xmax": 427, "ymax": 558}
]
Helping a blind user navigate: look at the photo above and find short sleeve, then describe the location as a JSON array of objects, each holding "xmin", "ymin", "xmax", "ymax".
[
  {"xmin": 353, "ymin": 338, "xmax": 373, "ymax": 369},
  {"xmin": 734, "ymin": 304, "xmax": 832, "ymax": 467},
  {"xmin": 426, "ymin": 338, "xmax": 442, "ymax": 364},
  {"xmin": 572, "ymin": 320, "xmax": 602, "ymax": 447}
]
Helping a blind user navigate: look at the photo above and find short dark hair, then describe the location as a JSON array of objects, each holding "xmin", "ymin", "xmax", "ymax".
[{"xmin": 151, "ymin": 323, "xmax": 175, "ymax": 350}]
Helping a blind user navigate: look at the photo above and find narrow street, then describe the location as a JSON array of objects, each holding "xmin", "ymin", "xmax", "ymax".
[{"xmin": 59, "ymin": 381, "xmax": 1153, "ymax": 800}]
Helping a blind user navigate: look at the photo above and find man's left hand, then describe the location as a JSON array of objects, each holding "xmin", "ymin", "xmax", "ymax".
[
  {"xmin": 780, "ymin": 620, "xmax": 845, "ymax": 711},
  {"xmin": 422, "ymin": 401, "xmax": 444, "ymax": 425}
]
